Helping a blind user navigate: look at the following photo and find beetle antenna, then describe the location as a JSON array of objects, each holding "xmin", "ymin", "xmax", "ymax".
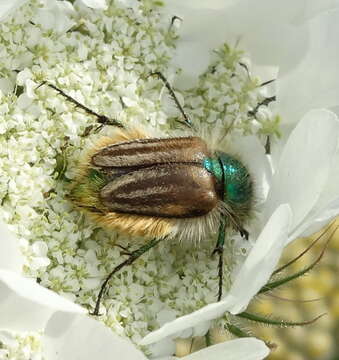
[
  {"xmin": 221, "ymin": 116, "xmax": 237, "ymax": 140},
  {"xmin": 260, "ymin": 78, "xmax": 275, "ymax": 87},
  {"xmin": 91, "ymin": 237, "xmax": 165, "ymax": 316},
  {"xmin": 149, "ymin": 71, "xmax": 192, "ymax": 128},
  {"xmin": 36, "ymin": 81, "xmax": 125, "ymax": 129}
]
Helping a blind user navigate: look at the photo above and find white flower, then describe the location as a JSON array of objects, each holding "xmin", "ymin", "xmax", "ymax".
[
  {"xmin": 163, "ymin": 0, "xmax": 339, "ymax": 90},
  {"xmin": 1, "ymin": 0, "xmax": 338, "ymax": 358},
  {"xmin": 0, "ymin": 221, "xmax": 269, "ymax": 359},
  {"xmin": 140, "ymin": 108, "xmax": 339, "ymax": 345},
  {"xmin": 79, "ymin": 0, "xmax": 108, "ymax": 10},
  {"xmin": 0, "ymin": 0, "xmax": 27, "ymax": 22},
  {"xmin": 33, "ymin": 0, "xmax": 76, "ymax": 33}
]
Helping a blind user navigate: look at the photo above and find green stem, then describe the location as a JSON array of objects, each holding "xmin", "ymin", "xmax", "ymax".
[
  {"xmin": 236, "ymin": 311, "xmax": 326, "ymax": 327},
  {"xmin": 260, "ymin": 234, "xmax": 332, "ymax": 294},
  {"xmin": 225, "ymin": 323, "xmax": 251, "ymax": 338},
  {"xmin": 205, "ymin": 330, "xmax": 212, "ymax": 347},
  {"xmin": 272, "ymin": 225, "xmax": 333, "ymax": 276},
  {"xmin": 226, "ymin": 322, "xmax": 276, "ymax": 350}
]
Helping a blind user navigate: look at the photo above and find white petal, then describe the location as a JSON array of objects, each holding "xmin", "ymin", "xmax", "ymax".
[
  {"xmin": 293, "ymin": 0, "xmax": 339, "ymax": 24},
  {"xmin": 170, "ymin": 0, "xmax": 240, "ymax": 10},
  {"xmin": 171, "ymin": 41, "xmax": 212, "ymax": 89},
  {"xmin": 0, "ymin": 221, "xmax": 24, "ymax": 273},
  {"xmin": 43, "ymin": 313, "xmax": 147, "ymax": 360},
  {"xmin": 290, "ymin": 143, "xmax": 339, "ymax": 241},
  {"xmin": 237, "ymin": 22, "xmax": 307, "ymax": 72},
  {"xmin": 181, "ymin": 338, "xmax": 269, "ymax": 360},
  {"xmin": 318, "ymin": 147, "xmax": 339, "ymax": 208},
  {"xmin": 278, "ymin": 10, "xmax": 339, "ymax": 124},
  {"xmin": 191, "ymin": 321, "xmax": 210, "ymax": 337},
  {"xmin": 0, "ymin": 270, "xmax": 86, "ymax": 332},
  {"xmin": 80, "ymin": 0, "xmax": 107, "ymax": 9},
  {"xmin": 140, "ymin": 301, "xmax": 231, "ymax": 346},
  {"xmin": 0, "ymin": 77, "xmax": 14, "ymax": 94},
  {"xmin": 0, "ymin": 0, "xmax": 27, "ymax": 22},
  {"xmin": 264, "ymin": 109, "xmax": 339, "ymax": 234},
  {"xmin": 226, "ymin": 204, "xmax": 292, "ymax": 314},
  {"xmin": 165, "ymin": 0, "xmax": 321, "ymax": 86},
  {"xmin": 34, "ymin": 0, "xmax": 75, "ymax": 33},
  {"xmin": 141, "ymin": 205, "xmax": 291, "ymax": 345},
  {"xmin": 149, "ymin": 337, "xmax": 176, "ymax": 358},
  {"xmin": 229, "ymin": 135, "xmax": 272, "ymax": 202},
  {"xmin": 289, "ymin": 197, "xmax": 339, "ymax": 241}
]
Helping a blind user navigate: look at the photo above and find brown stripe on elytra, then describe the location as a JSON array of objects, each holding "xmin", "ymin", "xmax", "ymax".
[
  {"xmin": 100, "ymin": 163, "xmax": 219, "ymax": 218},
  {"xmin": 91, "ymin": 136, "xmax": 211, "ymax": 168}
]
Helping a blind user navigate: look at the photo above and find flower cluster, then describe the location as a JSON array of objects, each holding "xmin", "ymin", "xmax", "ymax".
[{"xmin": 1, "ymin": 0, "xmax": 339, "ymax": 359}]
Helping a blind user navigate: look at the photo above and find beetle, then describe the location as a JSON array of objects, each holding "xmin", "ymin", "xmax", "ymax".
[{"xmin": 40, "ymin": 73, "xmax": 253, "ymax": 315}]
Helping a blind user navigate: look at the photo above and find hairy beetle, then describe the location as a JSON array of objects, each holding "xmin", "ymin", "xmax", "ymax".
[{"xmin": 41, "ymin": 73, "xmax": 253, "ymax": 315}]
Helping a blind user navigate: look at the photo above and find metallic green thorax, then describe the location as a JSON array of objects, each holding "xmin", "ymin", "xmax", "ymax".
[{"xmin": 203, "ymin": 153, "xmax": 252, "ymax": 204}]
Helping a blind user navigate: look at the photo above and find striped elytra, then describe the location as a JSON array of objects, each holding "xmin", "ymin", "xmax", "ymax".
[
  {"xmin": 93, "ymin": 136, "xmax": 218, "ymax": 218},
  {"xmin": 70, "ymin": 128, "xmax": 253, "ymax": 241},
  {"xmin": 91, "ymin": 136, "xmax": 209, "ymax": 167},
  {"xmin": 99, "ymin": 163, "xmax": 218, "ymax": 218}
]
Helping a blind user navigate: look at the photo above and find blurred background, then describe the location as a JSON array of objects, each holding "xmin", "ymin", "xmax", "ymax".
[
  {"xmin": 248, "ymin": 221, "xmax": 339, "ymax": 360},
  {"xmin": 174, "ymin": 221, "xmax": 339, "ymax": 359}
]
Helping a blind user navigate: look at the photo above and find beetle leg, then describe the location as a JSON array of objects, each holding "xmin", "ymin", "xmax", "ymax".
[
  {"xmin": 149, "ymin": 71, "xmax": 192, "ymax": 128},
  {"xmin": 91, "ymin": 237, "xmax": 165, "ymax": 316},
  {"xmin": 223, "ymin": 208, "xmax": 249, "ymax": 241},
  {"xmin": 239, "ymin": 228, "xmax": 249, "ymax": 241},
  {"xmin": 211, "ymin": 217, "xmax": 226, "ymax": 301},
  {"xmin": 115, "ymin": 243, "xmax": 132, "ymax": 256},
  {"xmin": 82, "ymin": 123, "xmax": 105, "ymax": 137},
  {"xmin": 37, "ymin": 81, "xmax": 124, "ymax": 129}
]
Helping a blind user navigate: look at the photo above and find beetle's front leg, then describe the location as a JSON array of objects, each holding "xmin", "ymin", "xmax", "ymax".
[
  {"xmin": 239, "ymin": 228, "xmax": 249, "ymax": 240},
  {"xmin": 224, "ymin": 209, "xmax": 250, "ymax": 241},
  {"xmin": 211, "ymin": 217, "xmax": 226, "ymax": 301},
  {"xmin": 36, "ymin": 81, "xmax": 124, "ymax": 130}
]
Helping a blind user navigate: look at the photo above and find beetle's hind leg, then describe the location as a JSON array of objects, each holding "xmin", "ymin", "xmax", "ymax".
[
  {"xmin": 211, "ymin": 217, "xmax": 249, "ymax": 301},
  {"xmin": 149, "ymin": 71, "xmax": 192, "ymax": 128},
  {"xmin": 37, "ymin": 81, "xmax": 124, "ymax": 129},
  {"xmin": 91, "ymin": 237, "xmax": 165, "ymax": 316}
]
